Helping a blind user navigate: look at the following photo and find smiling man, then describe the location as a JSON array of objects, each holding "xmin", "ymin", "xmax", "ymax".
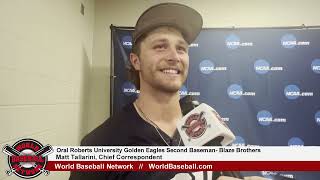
[
  {"xmin": 70, "ymin": 3, "xmax": 267, "ymax": 180},
  {"xmin": 130, "ymin": 26, "xmax": 190, "ymax": 139}
]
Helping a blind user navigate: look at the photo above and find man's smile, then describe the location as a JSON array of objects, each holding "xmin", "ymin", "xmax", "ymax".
[{"xmin": 160, "ymin": 68, "xmax": 181, "ymax": 75}]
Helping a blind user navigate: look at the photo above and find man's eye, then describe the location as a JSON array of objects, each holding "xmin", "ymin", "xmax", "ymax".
[
  {"xmin": 154, "ymin": 44, "xmax": 166, "ymax": 50},
  {"xmin": 177, "ymin": 46, "xmax": 187, "ymax": 52}
]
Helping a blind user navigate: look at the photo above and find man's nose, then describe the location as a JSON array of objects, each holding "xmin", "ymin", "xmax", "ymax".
[{"xmin": 166, "ymin": 47, "xmax": 180, "ymax": 63}]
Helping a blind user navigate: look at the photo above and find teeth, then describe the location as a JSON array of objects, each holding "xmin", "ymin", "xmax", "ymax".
[{"xmin": 162, "ymin": 69, "xmax": 178, "ymax": 74}]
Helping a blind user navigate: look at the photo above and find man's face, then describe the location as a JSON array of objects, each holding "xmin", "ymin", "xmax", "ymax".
[{"xmin": 133, "ymin": 27, "xmax": 189, "ymax": 93}]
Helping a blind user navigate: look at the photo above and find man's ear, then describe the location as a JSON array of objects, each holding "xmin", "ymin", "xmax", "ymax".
[{"xmin": 130, "ymin": 53, "xmax": 141, "ymax": 71}]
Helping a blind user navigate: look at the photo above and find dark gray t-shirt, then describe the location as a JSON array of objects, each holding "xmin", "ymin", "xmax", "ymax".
[{"xmin": 69, "ymin": 103, "xmax": 224, "ymax": 180}]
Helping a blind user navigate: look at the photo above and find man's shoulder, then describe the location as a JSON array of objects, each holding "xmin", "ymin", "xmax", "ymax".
[
  {"xmin": 80, "ymin": 116, "xmax": 116, "ymax": 146},
  {"xmin": 81, "ymin": 103, "xmax": 135, "ymax": 146}
]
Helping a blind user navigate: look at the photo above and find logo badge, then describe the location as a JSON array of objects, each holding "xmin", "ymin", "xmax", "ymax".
[
  {"xmin": 2, "ymin": 138, "xmax": 53, "ymax": 178},
  {"xmin": 122, "ymin": 81, "xmax": 138, "ymax": 96},
  {"xmin": 288, "ymin": 137, "xmax": 304, "ymax": 146},
  {"xmin": 182, "ymin": 111, "xmax": 208, "ymax": 140},
  {"xmin": 121, "ymin": 35, "xmax": 132, "ymax": 49},
  {"xmin": 232, "ymin": 136, "xmax": 246, "ymax": 146},
  {"xmin": 225, "ymin": 34, "xmax": 253, "ymax": 49},
  {"xmin": 281, "ymin": 34, "xmax": 310, "ymax": 48},
  {"xmin": 311, "ymin": 59, "xmax": 320, "ymax": 74}
]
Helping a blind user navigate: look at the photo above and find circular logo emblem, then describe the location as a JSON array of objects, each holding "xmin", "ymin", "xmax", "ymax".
[
  {"xmin": 232, "ymin": 136, "xmax": 246, "ymax": 146},
  {"xmin": 226, "ymin": 34, "xmax": 240, "ymax": 49},
  {"xmin": 311, "ymin": 59, "xmax": 320, "ymax": 74},
  {"xmin": 288, "ymin": 137, "xmax": 304, "ymax": 146},
  {"xmin": 284, "ymin": 84, "xmax": 300, "ymax": 100},
  {"xmin": 122, "ymin": 81, "xmax": 137, "ymax": 96},
  {"xmin": 199, "ymin": 60, "xmax": 215, "ymax": 74},
  {"xmin": 254, "ymin": 59, "xmax": 270, "ymax": 74},
  {"xmin": 121, "ymin": 35, "xmax": 132, "ymax": 49},
  {"xmin": 183, "ymin": 112, "xmax": 207, "ymax": 139},
  {"xmin": 179, "ymin": 85, "xmax": 188, "ymax": 97},
  {"xmin": 281, "ymin": 34, "xmax": 297, "ymax": 48},
  {"xmin": 315, "ymin": 111, "xmax": 320, "ymax": 126},
  {"xmin": 227, "ymin": 84, "xmax": 243, "ymax": 99},
  {"xmin": 3, "ymin": 139, "xmax": 52, "ymax": 178},
  {"xmin": 257, "ymin": 110, "xmax": 273, "ymax": 126}
]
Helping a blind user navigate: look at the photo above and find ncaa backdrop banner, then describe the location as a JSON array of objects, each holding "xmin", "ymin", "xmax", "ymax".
[{"xmin": 110, "ymin": 25, "xmax": 320, "ymax": 179}]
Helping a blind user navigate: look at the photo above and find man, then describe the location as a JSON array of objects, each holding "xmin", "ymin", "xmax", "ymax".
[{"xmin": 70, "ymin": 3, "xmax": 267, "ymax": 180}]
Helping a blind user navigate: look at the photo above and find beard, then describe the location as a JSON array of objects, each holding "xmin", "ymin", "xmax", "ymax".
[{"xmin": 139, "ymin": 67, "xmax": 188, "ymax": 94}]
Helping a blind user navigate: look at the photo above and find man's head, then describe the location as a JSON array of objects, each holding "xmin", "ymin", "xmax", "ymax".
[{"xmin": 129, "ymin": 3, "xmax": 203, "ymax": 92}]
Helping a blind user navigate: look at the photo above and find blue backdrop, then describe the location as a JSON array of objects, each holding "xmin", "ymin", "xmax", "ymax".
[{"xmin": 110, "ymin": 25, "xmax": 320, "ymax": 179}]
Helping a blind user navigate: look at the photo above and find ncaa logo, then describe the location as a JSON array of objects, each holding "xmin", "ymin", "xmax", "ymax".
[
  {"xmin": 232, "ymin": 136, "xmax": 245, "ymax": 146},
  {"xmin": 257, "ymin": 110, "xmax": 272, "ymax": 126},
  {"xmin": 254, "ymin": 59, "xmax": 270, "ymax": 74},
  {"xmin": 179, "ymin": 85, "xmax": 188, "ymax": 97},
  {"xmin": 311, "ymin": 59, "xmax": 320, "ymax": 74},
  {"xmin": 225, "ymin": 34, "xmax": 240, "ymax": 49},
  {"xmin": 182, "ymin": 111, "xmax": 208, "ymax": 140},
  {"xmin": 254, "ymin": 59, "xmax": 283, "ymax": 74},
  {"xmin": 315, "ymin": 111, "xmax": 320, "ymax": 125},
  {"xmin": 261, "ymin": 171, "xmax": 277, "ymax": 179},
  {"xmin": 284, "ymin": 84, "xmax": 313, "ymax": 99},
  {"xmin": 122, "ymin": 81, "xmax": 137, "ymax": 96},
  {"xmin": 189, "ymin": 43, "xmax": 199, "ymax": 48},
  {"xmin": 281, "ymin": 34, "xmax": 297, "ymax": 48},
  {"xmin": 227, "ymin": 84, "xmax": 243, "ymax": 99},
  {"xmin": 179, "ymin": 85, "xmax": 201, "ymax": 97},
  {"xmin": 284, "ymin": 85, "xmax": 300, "ymax": 99},
  {"xmin": 199, "ymin": 60, "xmax": 214, "ymax": 74},
  {"xmin": 261, "ymin": 172, "xmax": 294, "ymax": 179},
  {"xmin": 227, "ymin": 84, "xmax": 255, "ymax": 99},
  {"xmin": 288, "ymin": 137, "xmax": 304, "ymax": 146},
  {"xmin": 121, "ymin": 35, "xmax": 132, "ymax": 49},
  {"xmin": 2, "ymin": 139, "xmax": 53, "ymax": 178}
]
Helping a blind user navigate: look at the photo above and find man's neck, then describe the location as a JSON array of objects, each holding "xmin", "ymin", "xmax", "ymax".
[
  {"xmin": 135, "ymin": 90, "xmax": 182, "ymax": 123},
  {"xmin": 134, "ymin": 86, "xmax": 182, "ymax": 137}
]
